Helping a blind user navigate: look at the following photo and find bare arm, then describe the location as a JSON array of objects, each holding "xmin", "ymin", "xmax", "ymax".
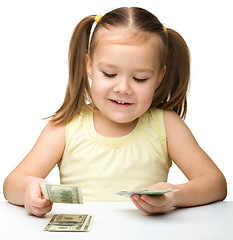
[
  {"xmin": 3, "ymin": 122, "xmax": 65, "ymax": 216},
  {"xmin": 164, "ymin": 110, "xmax": 227, "ymax": 206},
  {"xmin": 131, "ymin": 110, "xmax": 227, "ymax": 214}
]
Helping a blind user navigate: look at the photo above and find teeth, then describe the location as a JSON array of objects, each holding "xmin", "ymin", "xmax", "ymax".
[{"xmin": 114, "ymin": 100, "xmax": 127, "ymax": 104}]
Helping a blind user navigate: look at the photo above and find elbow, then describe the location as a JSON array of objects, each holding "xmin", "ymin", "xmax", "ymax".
[
  {"xmin": 3, "ymin": 175, "xmax": 24, "ymax": 206},
  {"xmin": 3, "ymin": 174, "xmax": 16, "ymax": 203},
  {"xmin": 217, "ymin": 173, "xmax": 227, "ymax": 201},
  {"xmin": 3, "ymin": 176, "xmax": 9, "ymax": 201},
  {"xmin": 221, "ymin": 179, "xmax": 227, "ymax": 201},
  {"xmin": 3, "ymin": 175, "xmax": 12, "ymax": 202}
]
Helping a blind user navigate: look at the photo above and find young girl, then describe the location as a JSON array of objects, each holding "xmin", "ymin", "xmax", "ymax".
[{"xmin": 3, "ymin": 7, "xmax": 227, "ymax": 217}]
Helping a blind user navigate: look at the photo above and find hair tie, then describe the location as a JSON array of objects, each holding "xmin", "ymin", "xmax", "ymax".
[
  {"xmin": 95, "ymin": 15, "xmax": 103, "ymax": 24},
  {"xmin": 163, "ymin": 26, "xmax": 167, "ymax": 32}
]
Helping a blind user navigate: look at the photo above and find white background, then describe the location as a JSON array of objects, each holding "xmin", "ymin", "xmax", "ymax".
[{"xmin": 0, "ymin": 0, "xmax": 232, "ymax": 201}]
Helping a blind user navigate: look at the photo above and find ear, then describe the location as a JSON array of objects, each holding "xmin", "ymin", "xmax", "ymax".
[
  {"xmin": 86, "ymin": 54, "xmax": 93, "ymax": 80},
  {"xmin": 156, "ymin": 65, "xmax": 166, "ymax": 88}
]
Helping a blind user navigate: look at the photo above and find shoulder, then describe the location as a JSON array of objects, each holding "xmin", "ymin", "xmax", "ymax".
[
  {"xmin": 163, "ymin": 109, "xmax": 197, "ymax": 149},
  {"xmin": 163, "ymin": 110, "xmax": 189, "ymax": 140},
  {"xmin": 33, "ymin": 121, "xmax": 66, "ymax": 163},
  {"xmin": 149, "ymin": 108, "xmax": 181, "ymax": 129},
  {"xmin": 45, "ymin": 121, "xmax": 66, "ymax": 134},
  {"xmin": 146, "ymin": 108, "xmax": 191, "ymax": 142},
  {"xmin": 163, "ymin": 109, "xmax": 186, "ymax": 129},
  {"xmin": 39, "ymin": 121, "xmax": 66, "ymax": 150},
  {"xmin": 163, "ymin": 109, "xmax": 181, "ymax": 120}
]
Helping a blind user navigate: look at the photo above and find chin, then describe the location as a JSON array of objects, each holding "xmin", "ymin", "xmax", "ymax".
[{"xmin": 110, "ymin": 116, "xmax": 137, "ymax": 124}]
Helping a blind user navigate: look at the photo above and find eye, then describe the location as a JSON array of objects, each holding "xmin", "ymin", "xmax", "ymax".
[
  {"xmin": 102, "ymin": 72, "xmax": 117, "ymax": 78},
  {"xmin": 133, "ymin": 77, "xmax": 148, "ymax": 83}
]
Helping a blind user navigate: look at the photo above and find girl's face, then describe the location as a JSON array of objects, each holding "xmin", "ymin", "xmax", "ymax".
[{"xmin": 86, "ymin": 27, "xmax": 165, "ymax": 127}]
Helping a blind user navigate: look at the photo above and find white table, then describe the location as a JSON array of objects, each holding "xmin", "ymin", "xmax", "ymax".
[{"xmin": 1, "ymin": 200, "xmax": 232, "ymax": 240}]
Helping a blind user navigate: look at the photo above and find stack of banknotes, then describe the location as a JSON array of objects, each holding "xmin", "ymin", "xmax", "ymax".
[{"xmin": 44, "ymin": 214, "xmax": 92, "ymax": 232}]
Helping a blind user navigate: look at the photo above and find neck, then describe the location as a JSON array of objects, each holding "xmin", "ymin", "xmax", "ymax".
[{"xmin": 93, "ymin": 110, "xmax": 138, "ymax": 138}]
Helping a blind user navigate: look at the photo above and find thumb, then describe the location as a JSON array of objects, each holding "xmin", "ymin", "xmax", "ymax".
[
  {"xmin": 30, "ymin": 180, "xmax": 50, "ymax": 207},
  {"xmin": 31, "ymin": 196, "xmax": 51, "ymax": 208}
]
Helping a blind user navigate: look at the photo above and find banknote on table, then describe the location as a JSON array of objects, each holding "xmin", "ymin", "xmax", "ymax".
[
  {"xmin": 116, "ymin": 189, "xmax": 180, "ymax": 197},
  {"xmin": 44, "ymin": 214, "xmax": 93, "ymax": 232},
  {"xmin": 41, "ymin": 183, "xmax": 84, "ymax": 204}
]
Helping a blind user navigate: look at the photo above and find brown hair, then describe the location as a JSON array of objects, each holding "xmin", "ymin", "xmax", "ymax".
[{"xmin": 48, "ymin": 7, "xmax": 190, "ymax": 125}]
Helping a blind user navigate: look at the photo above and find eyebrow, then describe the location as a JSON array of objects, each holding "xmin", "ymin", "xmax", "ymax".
[
  {"xmin": 98, "ymin": 62, "xmax": 118, "ymax": 69},
  {"xmin": 98, "ymin": 62, "xmax": 154, "ymax": 73},
  {"xmin": 134, "ymin": 68, "xmax": 154, "ymax": 74}
]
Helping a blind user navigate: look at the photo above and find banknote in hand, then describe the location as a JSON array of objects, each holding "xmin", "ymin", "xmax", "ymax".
[
  {"xmin": 116, "ymin": 189, "xmax": 179, "ymax": 197},
  {"xmin": 41, "ymin": 183, "xmax": 84, "ymax": 204}
]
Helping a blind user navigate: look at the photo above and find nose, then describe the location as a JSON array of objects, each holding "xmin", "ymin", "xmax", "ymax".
[{"xmin": 113, "ymin": 78, "xmax": 132, "ymax": 95}]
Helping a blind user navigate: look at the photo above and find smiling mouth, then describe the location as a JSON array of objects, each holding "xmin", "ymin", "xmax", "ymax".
[{"xmin": 110, "ymin": 99, "xmax": 131, "ymax": 105}]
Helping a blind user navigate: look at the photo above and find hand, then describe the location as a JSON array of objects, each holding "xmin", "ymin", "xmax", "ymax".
[
  {"xmin": 130, "ymin": 182, "xmax": 179, "ymax": 215},
  {"xmin": 24, "ymin": 177, "xmax": 53, "ymax": 217}
]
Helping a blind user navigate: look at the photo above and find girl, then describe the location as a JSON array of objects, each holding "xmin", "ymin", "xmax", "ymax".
[{"xmin": 3, "ymin": 7, "xmax": 227, "ymax": 217}]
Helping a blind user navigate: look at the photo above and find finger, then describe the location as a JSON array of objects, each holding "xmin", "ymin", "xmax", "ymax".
[
  {"xmin": 30, "ymin": 196, "xmax": 51, "ymax": 208},
  {"xmin": 25, "ymin": 203, "xmax": 34, "ymax": 216},
  {"xmin": 130, "ymin": 195, "xmax": 151, "ymax": 214},
  {"xmin": 26, "ymin": 201, "xmax": 53, "ymax": 217},
  {"xmin": 27, "ymin": 182, "xmax": 50, "ymax": 207},
  {"xmin": 134, "ymin": 195, "xmax": 158, "ymax": 213},
  {"xmin": 30, "ymin": 203, "xmax": 53, "ymax": 217},
  {"xmin": 141, "ymin": 194, "xmax": 167, "ymax": 207},
  {"xmin": 141, "ymin": 195, "xmax": 173, "ymax": 214},
  {"xmin": 133, "ymin": 194, "xmax": 169, "ymax": 214},
  {"xmin": 39, "ymin": 181, "xmax": 48, "ymax": 199}
]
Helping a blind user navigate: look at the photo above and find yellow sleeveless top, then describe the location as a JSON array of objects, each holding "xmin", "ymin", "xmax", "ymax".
[{"xmin": 58, "ymin": 107, "xmax": 171, "ymax": 201}]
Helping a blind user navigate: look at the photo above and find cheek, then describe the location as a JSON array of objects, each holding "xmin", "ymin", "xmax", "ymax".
[
  {"xmin": 91, "ymin": 77, "xmax": 109, "ymax": 100},
  {"xmin": 91, "ymin": 81, "xmax": 101, "ymax": 99},
  {"xmin": 141, "ymin": 90, "xmax": 154, "ymax": 104},
  {"xmin": 137, "ymin": 83, "xmax": 156, "ymax": 102}
]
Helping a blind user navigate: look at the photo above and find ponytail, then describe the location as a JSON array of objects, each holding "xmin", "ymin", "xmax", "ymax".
[
  {"xmin": 49, "ymin": 16, "xmax": 95, "ymax": 125},
  {"xmin": 152, "ymin": 28, "xmax": 190, "ymax": 119}
]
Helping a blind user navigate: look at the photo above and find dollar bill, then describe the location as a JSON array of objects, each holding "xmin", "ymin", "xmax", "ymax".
[
  {"xmin": 44, "ymin": 214, "xmax": 92, "ymax": 232},
  {"xmin": 41, "ymin": 183, "xmax": 84, "ymax": 204},
  {"xmin": 116, "ymin": 189, "xmax": 180, "ymax": 197}
]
